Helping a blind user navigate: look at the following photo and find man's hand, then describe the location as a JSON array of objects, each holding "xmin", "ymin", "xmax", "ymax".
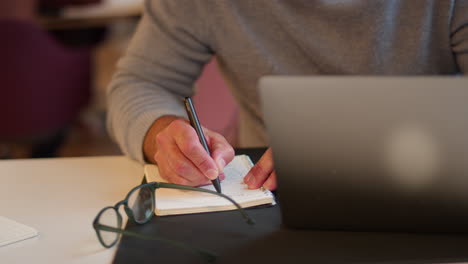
[
  {"xmin": 243, "ymin": 148, "xmax": 277, "ymax": 190},
  {"xmin": 144, "ymin": 115, "xmax": 235, "ymax": 186}
]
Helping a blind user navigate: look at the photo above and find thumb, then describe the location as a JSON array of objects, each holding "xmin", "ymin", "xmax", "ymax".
[{"xmin": 244, "ymin": 148, "xmax": 275, "ymax": 189}]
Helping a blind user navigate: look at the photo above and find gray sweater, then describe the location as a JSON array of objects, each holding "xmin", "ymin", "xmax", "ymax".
[{"xmin": 107, "ymin": 0, "xmax": 468, "ymax": 163}]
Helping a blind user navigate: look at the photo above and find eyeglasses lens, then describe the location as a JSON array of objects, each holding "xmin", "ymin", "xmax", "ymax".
[
  {"xmin": 98, "ymin": 208, "xmax": 120, "ymax": 247},
  {"xmin": 128, "ymin": 185, "xmax": 154, "ymax": 224}
]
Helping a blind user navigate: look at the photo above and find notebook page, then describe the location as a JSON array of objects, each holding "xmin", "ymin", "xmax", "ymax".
[
  {"xmin": 0, "ymin": 216, "xmax": 38, "ymax": 247},
  {"xmin": 144, "ymin": 155, "xmax": 275, "ymax": 215}
]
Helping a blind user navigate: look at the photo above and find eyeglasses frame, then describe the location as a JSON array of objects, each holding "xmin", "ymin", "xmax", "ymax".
[{"xmin": 93, "ymin": 181, "xmax": 255, "ymax": 262}]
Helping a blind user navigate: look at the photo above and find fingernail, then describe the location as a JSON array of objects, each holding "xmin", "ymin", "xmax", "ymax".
[
  {"xmin": 206, "ymin": 169, "xmax": 218, "ymax": 180},
  {"xmin": 247, "ymin": 175, "xmax": 256, "ymax": 187},
  {"xmin": 244, "ymin": 173, "xmax": 252, "ymax": 184}
]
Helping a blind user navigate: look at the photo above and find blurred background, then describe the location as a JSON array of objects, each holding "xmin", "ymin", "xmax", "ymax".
[{"xmin": 0, "ymin": 0, "xmax": 238, "ymax": 160}]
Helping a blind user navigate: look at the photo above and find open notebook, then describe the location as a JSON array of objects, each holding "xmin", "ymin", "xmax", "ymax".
[{"xmin": 144, "ymin": 155, "xmax": 275, "ymax": 216}]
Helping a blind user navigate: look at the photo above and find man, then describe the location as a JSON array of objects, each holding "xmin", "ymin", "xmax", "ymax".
[{"xmin": 107, "ymin": 0, "xmax": 468, "ymax": 190}]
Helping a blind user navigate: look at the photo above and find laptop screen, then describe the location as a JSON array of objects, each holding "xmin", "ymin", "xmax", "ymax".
[{"xmin": 260, "ymin": 76, "xmax": 468, "ymax": 232}]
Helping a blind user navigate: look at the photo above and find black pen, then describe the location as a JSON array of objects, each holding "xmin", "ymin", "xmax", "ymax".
[{"xmin": 184, "ymin": 97, "xmax": 222, "ymax": 193}]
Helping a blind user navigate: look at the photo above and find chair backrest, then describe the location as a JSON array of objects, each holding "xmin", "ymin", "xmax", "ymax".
[
  {"xmin": 193, "ymin": 59, "xmax": 239, "ymax": 146},
  {"xmin": 0, "ymin": 20, "xmax": 91, "ymax": 140}
]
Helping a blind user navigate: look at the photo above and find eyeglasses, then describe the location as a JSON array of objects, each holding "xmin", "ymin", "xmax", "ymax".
[{"xmin": 92, "ymin": 181, "xmax": 255, "ymax": 262}]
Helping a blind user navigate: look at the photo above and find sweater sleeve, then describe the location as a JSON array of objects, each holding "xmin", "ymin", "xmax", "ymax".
[
  {"xmin": 451, "ymin": 0, "xmax": 468, "ymax": 73},
  {"xmin": 106, "ymin": 0, "xmax": 214, "ymax": 163}
]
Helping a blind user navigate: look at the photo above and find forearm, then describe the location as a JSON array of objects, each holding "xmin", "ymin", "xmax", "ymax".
[
  {"xmin": 106, "ymin": 74, "xmax": 188, "ymax": 163},
  {"xmin": 106, "ymin": 0, "xmax": 214, "ymax": 163}
]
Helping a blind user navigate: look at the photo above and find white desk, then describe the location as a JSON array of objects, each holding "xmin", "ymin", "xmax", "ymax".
[
  {"xmin": 41, "ymin": 0, "xmax": 144, "ymax": 30},
  {"xmin": 0, "ymin": 156, "xmax": 142, "ymax": 263}
]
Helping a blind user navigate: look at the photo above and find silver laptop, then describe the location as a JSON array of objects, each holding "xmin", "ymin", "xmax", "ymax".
[{"xmin": 260, "ymin": 76, "xmax": 468, "ymax": 233}]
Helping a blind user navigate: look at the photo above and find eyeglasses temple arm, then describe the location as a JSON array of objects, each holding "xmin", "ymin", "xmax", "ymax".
[
  {"xmin": 156, "ymin": 182, "xmax": 256, "ymax": 225},
  {"xmin": 96, "ymin": 224, "xmax": 217, "ymax": 262}
]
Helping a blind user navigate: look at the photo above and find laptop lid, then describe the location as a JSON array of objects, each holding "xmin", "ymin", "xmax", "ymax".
[{"xmin": 260, "ymin": 76, "xmax": 468, "ymax": 232}]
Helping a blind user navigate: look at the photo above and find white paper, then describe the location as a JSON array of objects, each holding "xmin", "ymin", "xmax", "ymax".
[
  {"xmin": 144, "ymin": 155, "xmax": 275, "ymax": 215},
  {"xmin": 0, "ymin": 216, "xmax": 38, "ymax": 247}
]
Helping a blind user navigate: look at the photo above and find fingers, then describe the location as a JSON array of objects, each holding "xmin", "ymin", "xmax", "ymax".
[
  {"xmin": 165, "ymin": 142, "xmax": 212, "ymax": 185},
  {"xmin": 154, "ymin": 118, "xmax": 231, "ymax": 186},
  {"xmin": 168, "ymin": 120, "xmax": 219, "ymax": 180},
  {"xmin": 263, "ymin": 171, "xmax": 277, "ymax": 190},
  {"xmin": 158, "ymin": 153, "xmax": 210, "ymax": 186},
  {"xmin": 243, "ymin": 148, "xmax": 278, "ymax": 190}
]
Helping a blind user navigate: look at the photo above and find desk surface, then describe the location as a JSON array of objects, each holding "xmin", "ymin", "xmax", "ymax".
[
  {"xmin": 4, "ymin": 151, "xmax": 468, "ymax": 264},
  {"xmin": 0, "ymin": 156, "xmax": 142, "ymax": 264},
  {"xmin": 41, "ymin": 0, "xmax": 143, "ymax": 30},
  {"xmin": 113, "ymin": 148, "xmax": 468, "ymax": 264}
]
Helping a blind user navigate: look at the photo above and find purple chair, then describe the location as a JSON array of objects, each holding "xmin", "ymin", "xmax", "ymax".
[{"xmin": 0, "ymin": 20, "xmax": 91, "ymax": 157}]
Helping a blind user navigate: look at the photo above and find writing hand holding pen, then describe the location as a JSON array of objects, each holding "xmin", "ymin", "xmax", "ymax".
[
  {"xmin": 143, "ymin": 114, "xmax": 235, "ymax": 188},
  {"xmin": 184, "ymin": 97, "xmax": 223, "ymax": 193}
]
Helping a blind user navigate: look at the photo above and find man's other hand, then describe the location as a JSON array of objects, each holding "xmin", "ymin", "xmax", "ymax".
[{"xmin": 243, "ymin": 148, "xmax": 277, "ymax": 190}]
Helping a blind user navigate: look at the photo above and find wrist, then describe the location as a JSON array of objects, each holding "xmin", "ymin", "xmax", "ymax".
[{"xmin": 143, "ymin": 115, "xmax": 182, "ymax": 164}]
